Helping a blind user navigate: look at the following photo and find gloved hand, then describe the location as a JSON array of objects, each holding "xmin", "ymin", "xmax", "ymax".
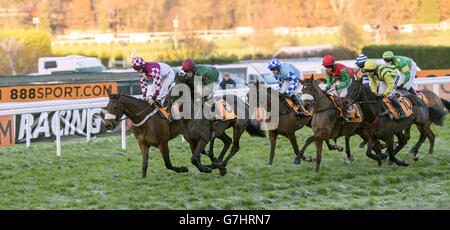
[
  {"xmin": 398, "ymin": 84, "xmax": 405, "ymax": 89},
  {"xmin": 280, "ymin": 92, "xmax": 289, "ymax": 98}
]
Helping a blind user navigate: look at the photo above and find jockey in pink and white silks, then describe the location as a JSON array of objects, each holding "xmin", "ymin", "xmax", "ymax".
[{"xmin": 131, "ymin": 57, "xmax": 175, "ymax": 107}]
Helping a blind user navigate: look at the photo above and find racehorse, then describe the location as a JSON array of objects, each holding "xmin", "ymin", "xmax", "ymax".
[
  {"xmin": 402, "ymin": 88, "xmax": 448, "ymax": 155},
  {"xmin": 297, "ymin": 75, "xmax": 386, "ymax": 172},
  {"xmin": 104, "ymin": 89, "xmax": 188, "ymax": 178},
  {"xmin": 253, "ymin": 81, "xmax": 344, "ymax": 165},
  {"xmin": 343, "ymin": 77, "xmax": 446, "ymax": 165},
  {"xmin": 164, "ymin": 74, "xmax": 266, "ymax": 176}
]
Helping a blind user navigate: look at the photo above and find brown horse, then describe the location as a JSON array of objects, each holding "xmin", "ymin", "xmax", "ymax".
[
  {"xmin": 402, "ymin": 88, "xmax": 448, "ymax": 155},
  {"xmin": 253, "ymin": 81, "xmax": 343, "ymax": 165},
  {"xmin": 104, "ymin": 90, "xmax": 188, "ymax": 178},
  {"xmin": 164, "ymin": 74, "xmax": 266, "ymax": 176},
  {"xmin": 343, "ymin": 77, "xmax": 446, "ymax": 166},
  {"xmin": 298, "ymin": 75, "xmax": 387, "ymax": 172}
]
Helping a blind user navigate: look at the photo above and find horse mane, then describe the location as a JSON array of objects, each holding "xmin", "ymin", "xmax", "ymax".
[{"xmin": 120, "ymin": 94, "xmax": 149, "ymax": 107}]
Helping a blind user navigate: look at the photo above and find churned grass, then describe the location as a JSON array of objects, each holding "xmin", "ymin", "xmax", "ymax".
[{"xmin": 0, "ymin": 116, "xmax": 449, "ymax": 210}]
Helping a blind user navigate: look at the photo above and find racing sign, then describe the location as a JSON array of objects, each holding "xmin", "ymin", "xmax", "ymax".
[{"xmin": 0, "ymin": 82, "xmax": 117, "ymax": 102}]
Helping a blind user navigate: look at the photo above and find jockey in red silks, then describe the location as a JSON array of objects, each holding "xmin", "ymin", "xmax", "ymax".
[{"xmin": 323, "ymin": 55, "xmax": 356, "ymax": 99}]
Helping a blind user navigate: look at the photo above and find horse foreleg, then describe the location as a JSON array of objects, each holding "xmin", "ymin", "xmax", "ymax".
[
  {"xmin": 344, "ymin": 135, "xmax": 354, "ymax": 162},
  {"xmin": 333, "ymin": 138, "xmax": 344, "ymax": 152},
  {"xmin": 158, "ymin": 142, "xmax": 188, "ymax": 173},
  {"xmin": 293, "ymin": 135, "xmax": 314, "ymax": 164},
  {"xmin": 314, "ymin": 138, "xmax": 324, "ymax": 172},
  {"xmin": 269, "ymin": 131, "xmax": 278, "ymax": 165},
  {"xmin": 138, "ymin": 143, "xmax": 150, "ymax": 178}
]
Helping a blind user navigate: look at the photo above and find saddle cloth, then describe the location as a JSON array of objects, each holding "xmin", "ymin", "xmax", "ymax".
[
  {"xmin": 382, "ymin": 97, "xmax": 414, "ymax": 119},
  {"xmin": 417, "ymin": 91, "xmax": 429, "ymax": 105},
  {"xmin": 328, "ymin": 96, "xmax": 363, "ymax": 122},
  {"xmin": 154, "ymin": 103, "xmax": 171, "ymax": 120},
  {"xmin": 204, "ymin": 99, "xmax": 237, "ymax": 120},
  {"xmin": 285, "ymin": 97, "xmax": 313, "ymax": 117}
]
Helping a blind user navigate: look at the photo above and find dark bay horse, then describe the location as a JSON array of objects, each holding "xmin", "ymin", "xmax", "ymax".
[
  {"xmin": 297, "ymin": 75, "xmax": 386, "ymax": 172},
  {"xmin": 104, "ymin": 90, "xmax": 188, "ymax": 178},
  {"xmin": 253, "ymin": 81, "xmax": 342, "ymax": 165},
  {"xmin": 165, "ymin": 75, "xmax": 266, "ymax": 176},
  {"xmin": 402, "ymin": 88, "xmax": 448, "ymax": 155},
  {"xmin": 343, "ymin": 77, "xmax": 446, "ymax": 165}
]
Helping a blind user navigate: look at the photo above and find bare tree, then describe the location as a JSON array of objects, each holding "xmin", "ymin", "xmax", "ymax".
[{"xmin": 0, "ymin": 37, "xmax": 24, "ymax": 76}]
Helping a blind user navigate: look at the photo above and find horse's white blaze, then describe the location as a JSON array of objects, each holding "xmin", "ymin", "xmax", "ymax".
[
  {"xmin": 301, "ymin": 94, "xmax": 314, "ymax": 101},
  {"xmin": 105, "ymin": 113, "xmax": 116, "ymax": 120}
]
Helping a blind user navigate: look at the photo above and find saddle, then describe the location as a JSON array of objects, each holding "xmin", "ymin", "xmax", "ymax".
[{"xmin": 284, "ymin": 97, "xmax": 313, "ymax": 117}]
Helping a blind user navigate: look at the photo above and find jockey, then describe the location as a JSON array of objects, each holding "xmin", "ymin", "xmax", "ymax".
[
  {"xmin": 355, "ymin": 54, "xmax": 370, "ymax": 88},
  {"xmin": 382, "ymin": 50, "xmax": 418, "ymax": 96},
  {"xmin": 323, "ymin": 55, "xmax": 355, "ymax": 99},
  {"xmin": 132, "ymin": 57, "xmax": 175, "ymax": 106},
  {"xmin": 267, "ymin": 58, "xmax": 305, "ymax": 116},
  {"xmin": 181, "ymin": 59, "xmax": 219, "ymax": 101},
  {"xmin": 364, "ymin": 59, "xmax": 405, "ymax": 119}
]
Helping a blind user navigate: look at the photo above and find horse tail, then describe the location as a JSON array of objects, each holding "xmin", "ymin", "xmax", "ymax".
[
  {"xmin": 441, "ymin": 98, "xmax": 450, "ymax": 112},
  {"xmin": 428, "ymin": 106, "xmax": 447, "ymax": 126},
  {"xmin": 246, "ymin": 120, "xmax": 266, "ymax": 137}
]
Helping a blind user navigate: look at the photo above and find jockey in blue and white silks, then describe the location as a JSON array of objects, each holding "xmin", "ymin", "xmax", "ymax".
[{"xmin": 268, "ymin": 58, "xmax": 305, "ymax": 115}]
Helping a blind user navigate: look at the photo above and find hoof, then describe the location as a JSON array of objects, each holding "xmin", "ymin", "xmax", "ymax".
[
  {"xmin": 219, "ymin": 167, "xmax": 227, "ymax": 176},
  {"xmin": 348, "ymin": 155, "xmax": 354, "ymax": 162},
  {"xmin": 402, "ymin": 161, "xmax": 409, "ymax": 166},
  {"xmin": 293, "ymin": 158, "xmax": 301, "ymax": 165},
  {"xmin": 337, "ymin": 147, "xmax": 343, "ymax": 152},
  {"xmin": 180, "ymin": 167, "xmax": 189, "ymax": 172}
]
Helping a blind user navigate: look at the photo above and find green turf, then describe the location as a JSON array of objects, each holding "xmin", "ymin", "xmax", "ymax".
[{"xmin": 0, "ymin": 116, "xmax": 449, "ymax": 210}]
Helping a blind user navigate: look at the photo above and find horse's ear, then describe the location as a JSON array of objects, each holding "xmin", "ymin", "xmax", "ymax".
[
  {"xmin": 310, "ymin": 74, "xmax": 315, "ymax": 81},
  {"xmin": 106, "ymin": 88, "xmax": 111, "ymax": 97}
]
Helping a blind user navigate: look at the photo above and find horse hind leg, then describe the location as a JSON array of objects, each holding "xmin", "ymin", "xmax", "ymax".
[
  {"xmin": 269, "ymin": 131, "xmax": 278, "ymax": 165},
  {"xmin": 159, "ymin": 142, "xmax": 188, "ymax": 173},
  {"xmin": 219, "ymin": 126, "xmax": 246, "ymax": 176},
  {"xmin": 190, "ymin": 140, "xmax": 212, "ymax": 173},
  {"xmin": 427, "ymin": 126, "xmax": 435, "ymax": 154},
  {"xmin": 209, "ymin": 133, "xmax": 232, "ymax": 169},
  {"xmin": 386, "ymin": 135, "xmax": 409, "ymax": 167}
]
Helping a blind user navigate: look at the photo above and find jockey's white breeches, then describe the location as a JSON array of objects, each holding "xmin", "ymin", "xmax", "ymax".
[
  {"xmin": 146, "ymin": 68, "xmax": 175, "ymax": 101},
  {"xmin": 396, "ymin": 60, "xmax": 417, "ymax": 90}
]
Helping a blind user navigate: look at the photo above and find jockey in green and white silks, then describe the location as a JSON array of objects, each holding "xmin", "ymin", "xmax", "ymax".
[{"xmin": 382, "ymin": 50, "xmax": 418, "ymax": 95}]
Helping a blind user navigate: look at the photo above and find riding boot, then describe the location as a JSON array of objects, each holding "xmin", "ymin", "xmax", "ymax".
[
  {"xmin": 291, "ymin": 95, "xmax": 306, "ymax": 116},
  {"xmin": 391, "ymin": 97, "xmax": 405, "ymax": 119},
  {"xmin": 408, "ymin": 87, "xmax": 418, "ymax": 97}
]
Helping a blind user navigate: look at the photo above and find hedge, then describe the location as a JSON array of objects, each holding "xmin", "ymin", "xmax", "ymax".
[{"xmin": 361, "ymin": 45, "xmax": 450, "ymax": 70}]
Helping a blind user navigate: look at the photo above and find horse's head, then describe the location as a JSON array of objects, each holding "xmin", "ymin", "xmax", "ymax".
[
  {"xmin": 343, "ymin": 77, "xmax": 363, "ymax": 106},
  {"xmin": 104, "ymin": 89, "xmax": 124, "ymax": 130},
  {"xmin": 300, "ymin": 74, "xmax": 317, "ymax": 107}
]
